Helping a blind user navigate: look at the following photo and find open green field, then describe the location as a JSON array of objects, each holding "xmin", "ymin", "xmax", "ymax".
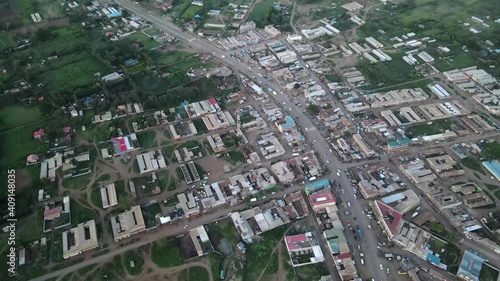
[
  {"xmin": 34, "ymin": 0, "xmax": 64, "ymax": 19},
  {"xmin": 34, "ymin": 35, "xmax": 84, "ymax": 57},
  {"xmin": 405, "ymin": 120, "xmax": 449, "ymax": 137},
  {"xmin": 357, "ymin": 54, "xmax": 422, "ymax": 87},
  {"xmin": 188, "ymin": 266, "xmax": 209, "ymax": 281},
  {"xmin": 124, "ymin": 250, "xmax": 144, "ymax": 276},
  {"xmin": 151, "ymin": 238, "xmax": 183, "ymax": 268},
  {"xmin": 168, "ymin": 0, "xmax": 193, "ymax": 17},
  {"xmin": 155, "ymin": 50, "xmax": 194, "ymax": 66},
  {"xmin": 34, "ymin": 52, "xmax": 107, "ymax": 94},
  {"xmin": 129, "ymin": 32, "xmax": 162, "ymax": 50},
  {"xmin": 181, "ymin": 5, "xmax": 202, "ymax": 20},
  {"xmin": 0, "ymin": 31, "xmax": 16, "ymax": 50},
  {"xmin": 137, "ymin": 131, "xmax": 157, "ymax": 149},
  {"xmin": 461, "ymin": 157, "xmax": 485, "ymax": 174},
  {"xmin": 71, "ymin": 200, "xmax": 97, "ymax": 226},
  {"xmin": 248, "ymin": 0, "xmax": 275, "ymax": 23},
  {"xmin": 0, "ymin": 105, "xmax": 43, "ymax": 131},
  {"xmin": 480, "ymin": 141, "xmax": 500, "ymax": 160},
  {"xmin": 0, "ymin": 122, "xmax": 49, "ymax": 169}
]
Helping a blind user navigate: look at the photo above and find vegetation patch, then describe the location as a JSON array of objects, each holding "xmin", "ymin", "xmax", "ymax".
[
  {"xmin": 461, "ymin": 157, "xmax": 486, "ymax": 175},
  {"xmin": 124, "ymin": 250, "xmax": 144, "ymax": 276},
  {"xmin": 136, "ymin": 131, "xmax": 157, "ymax": 149},
  {"xmin": 188, "ymin": 266, "xmax": 209, "ymax": 281},
  {"xmin": 151, "ymin": 238, "xmax": 183, "ymax": 268}
]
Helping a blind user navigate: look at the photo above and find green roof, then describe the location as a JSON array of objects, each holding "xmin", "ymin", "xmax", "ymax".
[{"xmin": 387, "ymin": 138, "xmax": 411, "ymax": 147}]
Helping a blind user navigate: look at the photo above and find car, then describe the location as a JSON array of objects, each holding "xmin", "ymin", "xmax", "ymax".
[
  {"xmin": 380, "ymin": 264, "xmax": 384, "ymax": 270},
  {"xmin": 347, "ymin": 202, "xmax": 351, "ymax": 207},
  {"xmin": 326, "ymin": 160, "xmax": 330, "ymax": 164},
  {"xmin": 313, "ymin": 140, "xmax": 317, "ymax": 142},
  {"xmin": 337, "ymin": 172, "xmax": 341, "ymax": 177},
  {"xmin": 184, "ymin": 224, "xmax": 189, "ymax": 229},
  {"xmin": 387, "ymin": 268, "xmax": 390, "ymax": 274},
  {"xmin": 305, "ymin": 127, "xmax": 308, "ymax": 131},
  {"xmin": 283, "ymin": 101, "xmax": 286, "ymax": 105},
  {"xmin": 368, "ymin": 225, "xmax": 372, "ymax": 229},
  {"xmin": 341, "ymin": 189, "xmax": 345, "ymax": 194}
]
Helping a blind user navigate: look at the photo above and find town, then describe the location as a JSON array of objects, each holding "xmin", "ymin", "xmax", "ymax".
[{"xmin": 0, "ymin": 0, "xmax": 499, "ymax": 281}]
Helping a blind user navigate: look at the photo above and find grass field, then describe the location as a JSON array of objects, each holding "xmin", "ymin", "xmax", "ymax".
[
  {"xmin": 189, "ymin": 266, "xmax": 209, "ymax": 281},
  {"xmin": 248, "ymin": 0, "xmax": 275, "ymax": 24},
  {"xmin": 129, "ymin": 32, "xmax": 162, "ymax": 50},
  {"xmin": 405, "ymin": 120, "xmax": 448, "ymax": 137},
  {"xmin": 168, "ymin": 0, "xmax": 193, "ymax": 17},
  {"xmin": 137, "ymin": 131, "xmax": 157, "ymax": 149},
  {"xmin": 357, "ymin": 54, "xmax": 422, "ymax": 87},
  {"xmin": 35, "ymin": 52, "xmax": 107, "ymax": 94},
  {"xmin": 14, "ymin": 0, "xmax": 37, "ymax": 24},
  {"xmin": 124, "ymin": 250, "xmax": 144, "ymax": 276},
  {"xmin": 151, "ymin": 238, "xmax": 183, "ymax": 268},
  {"xmin": 480, "ymin": 141, "xmax": 500, "ymax": 160},
  {"xmin": 181, "ymin": 5, "xmax": 202, "ymax": 20},
  {"xmin": 70, "ymin": 200, "xmax": 97, "ymax": 226},
  {"xmin": 155, "ymin": 50, "xmax": 194, "ymax": 66},
  {"xmin": 461, "ymin": 157, "xmax": 485, "ymax": 174},
  {"xmin": 0, "ymin": 105, "xmax": 44, "ymax": 131},
  {"xmin": 34, "ymin": 35, "xmax": 84, "ymax": 57}
]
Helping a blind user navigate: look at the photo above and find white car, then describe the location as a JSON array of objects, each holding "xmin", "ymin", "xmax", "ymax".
[
  {"xmin": 380, "ymin": 264, "xmax": 384, "ymax": 270},
  {"xmin": 337, "ymin": 172, "xmax": 340, "ymax": 177},
  {"xmin": 367, "ymin": 225, "xmax": 371, "ymax": 229},
  {"xmin": 347, "ymin": 202, "xmax": 351, "ymax": 207},
  {"xmin": 326, "ymin": 160, "xmax": 330, "ymax": 164}
]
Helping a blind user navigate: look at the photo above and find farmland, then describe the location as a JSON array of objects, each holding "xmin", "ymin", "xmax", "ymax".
[
  {"xmin": 33, "ymin": 34, "xmax": 83, "ymax": 57},
  {"xmin": 155, "ymin": 50, "xmax": 195, "ymax": 66},
  {"xmin": 248, "ymin": 0, "xmax": 275, "ymax": 24},
  {"xmin": 0, "ymin": 31, "xmax": 16, "ymax": 50},
  {"xmin": 33, "ymin": 52, "xmax": 109, "ymax": 94},
  {"xmin": 129, "ymin": 32, "xmax": 162, "ymax": 50}
]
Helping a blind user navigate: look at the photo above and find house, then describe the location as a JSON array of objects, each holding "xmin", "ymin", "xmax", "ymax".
[
  {"xmin": 26, "ymin": 154, "xmax": 40, "ymax": 165},
  {"xmin": 34, "ymin": 128, "xmax": 45, "ymax": 139},
  {"xmin": 285, "ymin": 232, "xmax": 325, "ymax": 267},
  {"xmin": 62, "ymin": 220, "xmax": 99, "ymax": 259},
  {"xmin": 100, "ymin": 183, "xmax": 118, "ymax": 209}
]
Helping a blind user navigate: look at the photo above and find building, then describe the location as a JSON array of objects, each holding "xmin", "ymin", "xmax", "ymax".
[
  {"xmin": 136, "ymin": 150, "xmax": 167, "ymax": 174},
  {"xmin": 33, "ymin": 128, "xmax": 45, "ymax": 139},
  {"xmin": 285, "ymin": 232, "xmax": 325, "ymax": 267},
  {"xmin": 305, "ymin": 178, "xmax": 330, "ymax": 195},
  {"xmin": 457, "ymin": 250, "xmax": 487, "ymax": 281},
  {"xmin": 381, "ymin": 190, "xmax": 420, "ymax": 214},
  {"xmin": 239, "ymin": 21, "xmax": 256, "ymax": 33},
  {"xmin": 482, "ymin": 160, "xmax": 500, "ymax": 181},
  {"xmin": 426, "ymin": 154, "xmax": 465, "ymax": 178},
  {"xmin": 352, "ymin": 134, "xmax": 375, "ymax": 157},
  {"xmin": 110, "ymin": 205, "xmax": 146, "ymax": 242},
  {"xmin": 309, "ymin": 192, "xmax": 336, "ymax": 212},
  {"xmin": 62, "ymin": 220, "xmax": 98, "ymax": 259},
  {"xmin": 100, "ymin": 183, "xmax": 118, "ymax": 209},
  {"xmin": 187, "ymin": 225, "xmax": 213, "ymax": 257},
  {"xmin": 370, "ymin": 200, "xmax": 403, "ymax": 239},
  {"xmin": 43, "ymin": 196, "xmax": 71, "ymax": 232}
]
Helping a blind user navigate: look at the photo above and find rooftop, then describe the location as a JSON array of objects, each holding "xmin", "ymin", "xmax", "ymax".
[{"xmin": 62, "ymin": 220, "xmax": 98, "ymax": 259}]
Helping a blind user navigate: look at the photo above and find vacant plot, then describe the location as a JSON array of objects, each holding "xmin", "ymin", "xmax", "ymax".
[
  {"xmin": 70, "ymin": 200, "xmax": 97, "ymax": 226},
  {"xmin": 461, "ymin": 157, "xmax": 485, "ymax": 174},
  {"xmin": 63, "ymin": 174, "xmax": 91, "ymax": 190},
  {"xmin": 151, "ymin": 238, "xmax": 183, "ymax": 268},
  {"xmin": 0, "ymin": 105, "xmax": 44, "ymax": 131},
  {"xmin": 156, "ymin": 50, "xmax": 194, "ymax": 66},
  {"xmin": 35, "ymin": 53, "xmax": 107, "ymax": 94},
  {"xmin": 129, "ymin": 32, "xmax": 162, "ymax": 50},
  {"xmin": 168, "ymin": 0, "xmax": 193, "ymax": 17},
  {"xmin": 405, "ymin": 121, "xmax": 448, "ymax": 137},
  {"xmin": 481, "ymin": 141, "xmax": 500, "ymax": 160},
  {"xmin": 357, "ymin": 57, "xmax": 422, "ymax": 87},
  {"xmin": 137, "ymin": 131, "xmax": 157, "ymax": 149},
  {"xmin": 181, "ymin": 5, "xmax": 202, "ymax": 20},
  {"xmin": 14, "ymin": 0, "xmax": 37, "ymax": 24},
  {"xmin": 248, "ymin": 0, "xmax": 275, "ymax": 24}
]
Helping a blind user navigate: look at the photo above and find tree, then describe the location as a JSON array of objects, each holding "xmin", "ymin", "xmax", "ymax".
[
  {"xmin": 308, "ymin": 104, "xmax": 319, "ymax": 115},
  {"xmin": 430, "ymin": 221, "xmax": 444, "ymax": 234}
]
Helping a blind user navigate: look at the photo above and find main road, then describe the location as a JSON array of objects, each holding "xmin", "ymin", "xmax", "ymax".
[{"xmin": 113, "ymin": 1, "xmax": 386, "ymax": 280}]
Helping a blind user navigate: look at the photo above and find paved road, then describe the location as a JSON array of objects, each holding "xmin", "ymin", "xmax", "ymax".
[{"xmin": 115, "ymin": 1, "xmax": 385, "ymax": 280}]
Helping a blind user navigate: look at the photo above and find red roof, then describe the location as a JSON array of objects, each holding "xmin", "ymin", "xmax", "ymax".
[
  {"xmin": 44, "ymin": 206, "xmax": 62, "ymax": 218},
  {"xmin": 285, "ymin": 234, "xmax": 307, "ymax": 251},
  {"xmin": 34, "ymin": 128, "xmax": 45, "ymax": 138},
  {"xmin": 207, "ymin": 98, "xmax": 217, "ymax": 105},
  {"xmin": 309, "ymin": 191, "xmax": 336, "ymax": 207},
  {"xmin": 38, "ymin": 96, "xmax": 45, "ymax": 101},
  {"xmin": 375, "ymin": 200, "xmax": 402, "ymax": 236},
  {"xmin": 118, "ymin": 137, "xmax": 127, "ymax": 152},
  {"xmin": 337, "ymin": 252, "xmax": 351, "ymax": 260},
  {"xmin": 62, "ymin": 126, "xmax": 71, "ymax": 133}
]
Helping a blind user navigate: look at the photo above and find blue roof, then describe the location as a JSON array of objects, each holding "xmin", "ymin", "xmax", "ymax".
[
  {"xmin": 457, "ymin": 250, "xmax": 485, "ymax": 281},
  {"xmin": 281, "ymin": 115, "xmax": 296, "ymax": 129},
  {"xmin": 329, "ymin": 241, "xmax": 340, "ymax": 253},
  {"xmin": 387, "ymin": 138, "xmax": 411, "ymax": 147},
  {"xmin": 194, "ymin": 14, "xmax": 202, "ymax": 18},
  {"xmin": 426, "ymin": 253, "xmax": 442, "ymax": 265},
  {"xmin": 482, "ymin": 160, "xmax": 500, "ymax": 180},
  {"xmin": 382, "ymin": 193, "xmax": 405, "ymax": 204},
  {"xmin": 305, "ymin": 178, "xmax": 330, "ymax": 193}
]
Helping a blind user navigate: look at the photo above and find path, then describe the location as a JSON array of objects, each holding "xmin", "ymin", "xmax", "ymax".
[{"xmin": 255, "ymin": 225, "xmax": 293, "ymax": 281}]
